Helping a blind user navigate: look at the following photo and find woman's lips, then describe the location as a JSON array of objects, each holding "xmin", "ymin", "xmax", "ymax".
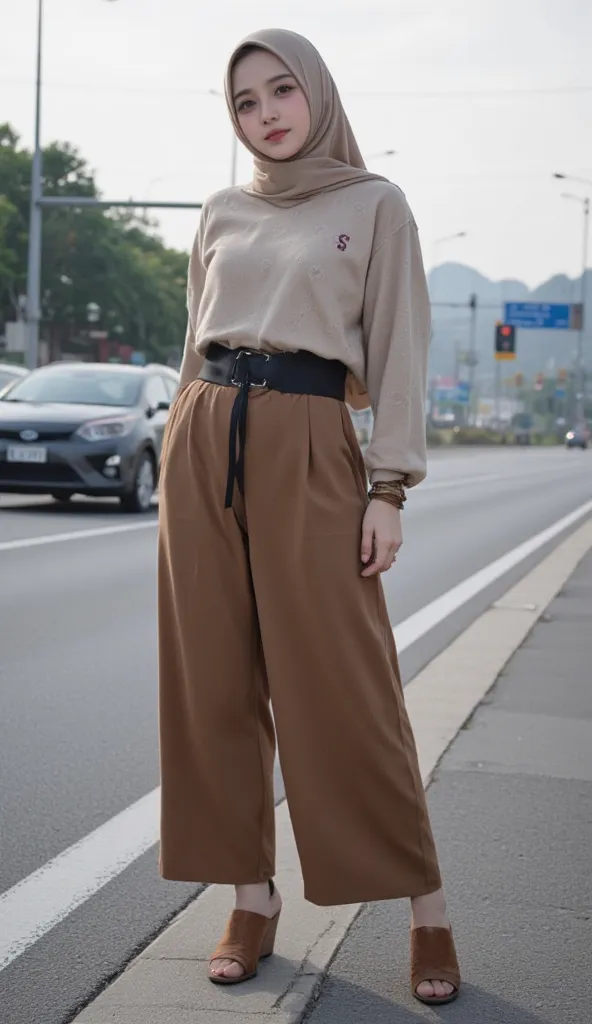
[{"xmin": 265, "ymin": 129, "xmax": 290, "ymax": 143}]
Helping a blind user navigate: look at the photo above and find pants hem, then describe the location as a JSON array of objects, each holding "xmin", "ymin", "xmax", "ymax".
[
  {"xmin": 303, "ymin": 874, "xmax": 443, "ymax": 907},
  {"xmin": 160, "ymin": 865, "xmax": 275, "ymax": 886}
]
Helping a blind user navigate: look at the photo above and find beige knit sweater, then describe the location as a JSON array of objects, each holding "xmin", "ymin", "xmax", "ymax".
[{"xmin": 180, "ymin": 179, "xmax": 431, "ymax": 487}]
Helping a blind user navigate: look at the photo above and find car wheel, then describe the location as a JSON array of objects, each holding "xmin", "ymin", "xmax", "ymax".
[
  {"xmin": 51, "ymin": 493, "xmax": 72, "ymax": 503},
  {"xmin": 120, "ymin": 451, "xmax": 155, "ymax": 513}
]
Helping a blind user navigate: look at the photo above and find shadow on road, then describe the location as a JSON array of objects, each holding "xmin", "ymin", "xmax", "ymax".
[{"xmin": 303, "ymin": 976, "xmax": 550, "ymax": 1024}]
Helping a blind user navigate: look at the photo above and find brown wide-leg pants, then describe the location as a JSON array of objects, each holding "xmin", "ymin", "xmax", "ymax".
[{"xmin": 158, "ymin": 379, "xmax": 442, "ymax": 906}]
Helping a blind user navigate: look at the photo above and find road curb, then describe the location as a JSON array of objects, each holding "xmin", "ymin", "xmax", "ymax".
[{"xmin": 72, "ymin": 515, "xmax": 592, "ymax": 1024}]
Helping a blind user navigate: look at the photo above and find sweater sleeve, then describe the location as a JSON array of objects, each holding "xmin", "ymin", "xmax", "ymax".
[
  {"xmin": 361, "ymin": 218, "xmax": 431, "ymax": 488},
  {"xmin": 179, "ymin": 220, "xmax": 207, "ymax": 387}
]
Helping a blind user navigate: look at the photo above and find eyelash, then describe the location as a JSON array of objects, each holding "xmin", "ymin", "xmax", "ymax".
[{"xmin": 237, "ymin": 84, "xmax": 296, "ymax": 113}]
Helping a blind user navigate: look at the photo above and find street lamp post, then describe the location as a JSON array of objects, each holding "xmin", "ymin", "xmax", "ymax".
[
  {"xmin": 25, "ymin": 0, "xmax": 119, "ymax": 372},
  {"xmin": 433, "ymin": 230, "xmax": 467, "ymax": 255},
  {"xmin": 367, "ymin": 149, "xmax": 398, "ymax": 161},
  {"xmin": 366, "ymin": 149, "xmax": 398, "ymax": 174},
  {"xmin": 431, "ymin": 230, "xmax": 467, "ymax": 276},
  {"xmin": 25, "ymin": 0, "xmax": 44, "ymax": 371},
  {"xmin": 553, "ymin": 173, "xmax": 591, "ymax": 426}
]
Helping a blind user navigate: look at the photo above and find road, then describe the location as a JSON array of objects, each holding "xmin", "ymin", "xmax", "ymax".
[{"xmin": 1, "ymin": 446, "xmax": 591, "ymax": 1024}]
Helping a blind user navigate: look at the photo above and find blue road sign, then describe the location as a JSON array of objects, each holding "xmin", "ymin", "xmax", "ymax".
[
  {"xmin": 433, "ymin": 383, "xmax": 470, "ymax": 405},
  {"xmin": 504, "ymin": 302, "xmax": 570, "ymax": 329}
]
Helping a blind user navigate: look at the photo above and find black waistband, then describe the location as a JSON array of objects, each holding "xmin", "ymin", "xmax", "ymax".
[{"xmin": 198, "ymin": 342, "xmax": 347, "ymax": 508}]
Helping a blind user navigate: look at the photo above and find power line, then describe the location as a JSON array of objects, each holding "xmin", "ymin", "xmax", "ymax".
[{"xmin": 3, "ymin": 77, "xmax": 592, "ymax": 99}]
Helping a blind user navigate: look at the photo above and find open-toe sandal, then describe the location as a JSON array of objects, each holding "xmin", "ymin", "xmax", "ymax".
[
  {"xmin": 209, "ymin": 880, "xmax": 281, "ymax": 986},
  {"xmin": 411, "ymin": 926, "xmax": 460, "ymax": 1005}
]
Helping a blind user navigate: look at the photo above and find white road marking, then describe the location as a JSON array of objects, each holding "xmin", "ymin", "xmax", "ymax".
[
  {"xmin": 0, "ymin": 790, "xmax": 159, "ymax": 971},
  {"xmin": 0, "ymin": 462, "xmax": 583, "ymax": 550},
  {"xmin": 395, "ymin": 498, "xmax": 592, "ymax": 649},
  {"xmin": 0, "ymin": 520, "xmax": 157, "ymax": 553},
  {"xmin": 418, "ymin": 460, "xmax": 589, "ymax": 492},
  {"xmin": 1, "ymin": 498, "xmax": 592, "ymax": 972}
]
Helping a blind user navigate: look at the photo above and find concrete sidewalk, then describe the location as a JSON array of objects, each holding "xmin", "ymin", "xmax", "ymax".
[
  {"xmin": 305, "ymin": 548, "xmax": 592, "ymax": 1024},
  {"xmin": 73, "ymin": 522, "xmax": 592, "ymax": 1024}
]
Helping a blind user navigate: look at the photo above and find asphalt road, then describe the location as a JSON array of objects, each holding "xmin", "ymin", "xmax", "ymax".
[{"xmin": 1, "ymin": 446, "xmax": 591, "ymax": 1024}]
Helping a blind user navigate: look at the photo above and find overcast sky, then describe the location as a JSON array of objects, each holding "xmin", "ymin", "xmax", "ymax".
[{"xmin": 3, "ymin": 0, "xmax": 591, "ymax": 288}]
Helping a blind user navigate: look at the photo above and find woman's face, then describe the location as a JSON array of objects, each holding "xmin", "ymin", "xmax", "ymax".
[{"xmin": 232, "ymin": 49, "xmax": 311, "ymax": 161}]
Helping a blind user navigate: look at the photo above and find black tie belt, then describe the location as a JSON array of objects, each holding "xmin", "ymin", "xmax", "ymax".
[{"xmin": 198, "ymin": 342, "xmax": 347, "ymax": 508}]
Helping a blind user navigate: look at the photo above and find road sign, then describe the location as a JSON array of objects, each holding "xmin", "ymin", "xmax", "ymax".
[
  {"xmin": 503, "ymin": 302, "xmax": 578, "ymax": 330},
  {"xmin": 433, "ymin": 387, "xmax": 456, "ymax": 404},
  {"xmin": 432, "ymin": 382, "xmax": 470, "ymax": 405}
]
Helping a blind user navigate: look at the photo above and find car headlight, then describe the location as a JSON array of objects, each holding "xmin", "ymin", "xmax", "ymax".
[
  {"xmin": 566, "ymin": 431, "xmax": 574, "ymax": 440},
  {"xmin": 76, "ymin": 415, "xmax": 139, "ymax": 442}
]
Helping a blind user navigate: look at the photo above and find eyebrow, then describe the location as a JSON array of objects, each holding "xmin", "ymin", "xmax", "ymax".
[{"xmin": 233, "ymin": 73, "xmax": 295, "ymax": 103}]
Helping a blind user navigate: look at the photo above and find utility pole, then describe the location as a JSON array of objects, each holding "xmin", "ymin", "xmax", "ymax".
[
  {"xmin": 494, "ymin": 359, "xmax": 501, "ymax": 429},
  {"xmin": 468, "ymin": 293, "xmax": 478, "ymax": 424},
  {"xmin": 576, "ymin": 197, "xmax": 589, "ymax": 425},
  {"xmin": 25, "ymin": 0, "xmax": 44, "ymax": 371},
  {"xmin": 230, "ymin": 134, "xmax": 239, "ymax": 187},
  {"xmin": 553, "ymin": 174, "xmax": 591, "ymax": 426}
]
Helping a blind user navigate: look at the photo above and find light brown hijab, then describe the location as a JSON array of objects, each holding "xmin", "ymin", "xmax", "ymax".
[{"xmin": 224, "ymin": 28, "xmax": 387, "ymax": 208}]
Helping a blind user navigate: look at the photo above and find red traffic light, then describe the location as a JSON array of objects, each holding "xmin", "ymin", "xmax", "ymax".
[{"xmin": 500, "ymin": 325, "xmax": 512, "ymax": 337}]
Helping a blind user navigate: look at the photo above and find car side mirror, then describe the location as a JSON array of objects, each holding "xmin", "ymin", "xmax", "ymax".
[{"xmin": 147, "ymin": 400, "xmax": 170, "ymax": 417}]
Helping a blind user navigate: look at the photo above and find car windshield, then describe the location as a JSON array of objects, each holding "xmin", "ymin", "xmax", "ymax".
[{"xmin": 3, "ymin": 368, "xmax": 143, "ymax": 407}]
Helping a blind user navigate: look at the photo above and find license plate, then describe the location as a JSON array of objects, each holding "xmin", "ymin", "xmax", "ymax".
[{"xmin": 7, "ymin": 445, "xmax": 48, "ymax": 464}]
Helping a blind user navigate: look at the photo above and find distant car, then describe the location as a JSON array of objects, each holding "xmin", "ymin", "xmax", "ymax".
[
  {"xmin": 511, "ymin": 412, "xmax": 534, "ymax": 445},
  {"xmin": 0, "ymin": 362, "xmax": 179, "ymax": 511},
  {"xmin": 565, "ymin": 426, "xmax": 589, "ymax": 450},
  {"xmin": 0, "ymin": 362, "xmax": 28, "ymax": 395}
]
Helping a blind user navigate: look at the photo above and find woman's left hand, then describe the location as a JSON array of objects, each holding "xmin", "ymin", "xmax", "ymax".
[{"xmin": 360, "ymin": 500, "xmax": 403, "ymax": 577}]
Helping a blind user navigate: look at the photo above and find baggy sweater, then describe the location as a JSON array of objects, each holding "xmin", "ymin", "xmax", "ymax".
[{"xmin": 179, "ymin": 179, "xmax": 431, "ymax": 487}]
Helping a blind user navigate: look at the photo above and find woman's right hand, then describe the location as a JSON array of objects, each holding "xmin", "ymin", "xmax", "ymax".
[{"xmin": 360, "ymin": 500, "xmax": 402, "ymax": 577}]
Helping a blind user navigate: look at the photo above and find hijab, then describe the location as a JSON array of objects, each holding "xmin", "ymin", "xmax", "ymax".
[{"xmin": 224, "ymin": 28, "xmax": 388, "ymax": 208}]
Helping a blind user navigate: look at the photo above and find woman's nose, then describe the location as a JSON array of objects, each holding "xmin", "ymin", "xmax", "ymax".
[{"xmin": 260, "ymin": 100, "xmax": 279, "ymax": 124}]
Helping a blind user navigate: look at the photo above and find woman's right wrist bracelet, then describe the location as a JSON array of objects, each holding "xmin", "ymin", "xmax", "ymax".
[{"xmin": 368, "ymin": 480, "xmax": 407, "ymax": 510}]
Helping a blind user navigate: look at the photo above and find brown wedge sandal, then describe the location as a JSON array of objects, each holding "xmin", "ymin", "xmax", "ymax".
[
  {"xmin": 410, "ymin": 926, "xmax": 461, "ymax": 1005},
  {"xmin": 209, "ymin": 880, "xmax": 281, "ymax": 986}
]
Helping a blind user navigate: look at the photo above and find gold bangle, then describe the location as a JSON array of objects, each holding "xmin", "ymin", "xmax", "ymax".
[
  {"xmin": 368, "ymin": 482, "xmax": 406, "ymax": 510},
  {"xmin": 368, "ymin": 492, "xmax": 405, "ymax": 510}
]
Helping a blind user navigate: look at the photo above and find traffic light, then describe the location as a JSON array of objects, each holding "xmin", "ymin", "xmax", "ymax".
[{"xmin": 495, "ymin": 323, "xmax": 516, "ymax": 360}]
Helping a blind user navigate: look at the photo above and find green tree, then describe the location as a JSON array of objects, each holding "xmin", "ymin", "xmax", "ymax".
[{"xmin": 0, "ymin": 123, "xmax": 188, "ymax": 364}]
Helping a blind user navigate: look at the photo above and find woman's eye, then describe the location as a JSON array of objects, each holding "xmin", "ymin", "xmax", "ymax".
[
  {"xmin": 276, "ymin": 84, "xmax": 295, "ymax": 96},
  {"xmin": 237, "ymin": 99, "xmax": 255, "ymax": 112}
]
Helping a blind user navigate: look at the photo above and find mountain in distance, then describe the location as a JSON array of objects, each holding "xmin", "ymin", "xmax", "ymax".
[{"xmin": 427, "ymin": 262, "xmax": 590, "ymax": 392}]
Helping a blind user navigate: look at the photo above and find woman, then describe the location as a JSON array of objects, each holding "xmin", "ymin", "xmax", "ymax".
[{"xmin": 158, "ymin": 27, "xmax": 460, "ymax": 1007}]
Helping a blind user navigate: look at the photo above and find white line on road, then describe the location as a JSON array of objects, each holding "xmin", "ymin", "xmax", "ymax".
[
  {"xmin": 1, "ymin": 498, "xmax": 592, "ymax": 972},
  {"xmin": 418, "ymin": 460, "xmax": 589, "ymax": 493},
  {"xmin": 0, "ymin": 519, "xmax": 157, "ymax": 553},
  {"xmin": 0, "ymin": 790, "xmax": 159, "ymax": 971},
  {"xmin": 395, "ymin": 498, "xmax": 592, "ymax": 649}
]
